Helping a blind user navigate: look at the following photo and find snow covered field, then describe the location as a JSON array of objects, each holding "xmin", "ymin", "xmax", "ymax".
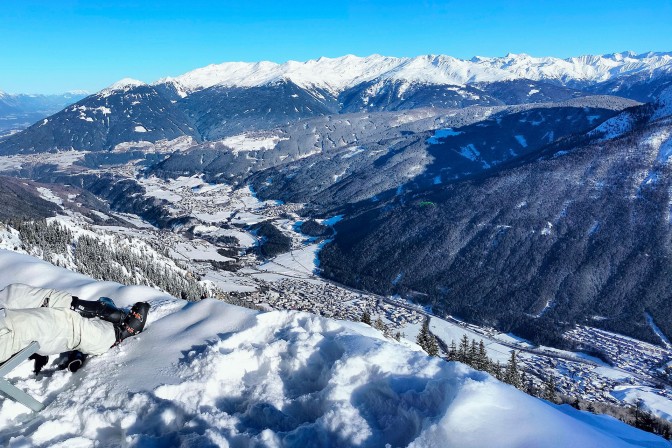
[{"xmin": 0, "ymin": 250, "xmax": 668, "ymax": 447}]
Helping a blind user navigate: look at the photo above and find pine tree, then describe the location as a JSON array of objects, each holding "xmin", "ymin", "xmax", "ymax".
[
  {"xmin": 448, "ymin": 340, "xmax": 458, "ymax": 361},
  {"xmin": 476, "ymin": 340, "xmax": 488, "ymax": 370},
  {"xmin": 458, "ymin": 334, "xmax": 470, "ymax": 363},
  {"xmin": 416, "ymin": 319, "xmax": 439, "ymax": 357},
  {"xmin": 416, "ymin": 320, "xmax": 429, "ymax": 350},
  {"xmin": 374, "ymin": 317, "xmax": 387, "ymax": 333},
  {"xmin": 491, "ymin": 361, "xmax": 503, "ymax": 381},
  {"xmin": 524, "ymin": 374, "xmax": 536, "ymax": 396},
  {"xmin": 361, "ymin": 310, "xmax": 372, "ymax": 325},
  {"xmin": 504, "ymin": 350, "xmax": 522, "ymax": 389},
  {"xmin": 543, "ymin": 375, "xmax": 558, "ymax": 403},
  {"xmin": 469, "ymin": 339, "xmax": 478, "ymax": 365},
  {"xmin": 425, "ymin": 331, "xmax": 439, "ymax": 357}
]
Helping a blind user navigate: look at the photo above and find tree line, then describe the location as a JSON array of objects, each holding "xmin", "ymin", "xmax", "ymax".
[
  {"xmin": 416, "ymin": 324, "xmax": 672, "ymax": 440},
  {"xmin": 3, "ymin": 219, "xmax": 220, "ymax": 303}
]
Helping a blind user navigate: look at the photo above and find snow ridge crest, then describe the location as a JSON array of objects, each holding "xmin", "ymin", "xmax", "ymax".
[{"xmin": 148, "ymin": 51, "xmax": 672, "ymax": 95}]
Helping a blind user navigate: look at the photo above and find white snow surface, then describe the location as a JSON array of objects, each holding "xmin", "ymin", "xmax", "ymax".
[
  {"xmin": 220, "ymin": 133, "xmax": 288, "ymax": 154},
  {"xmin": 146, "ymin": 51, "xmax": 672, "ymax": 95},
  {"xmin": 0, "ymin": 250, "xmax": 667, "ymax": 448},
  {"xmin": 612, "ymin": 386, "xmax": 672, "ymax": 421}
]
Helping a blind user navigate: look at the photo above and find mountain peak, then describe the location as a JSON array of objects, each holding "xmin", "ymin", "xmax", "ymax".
[
  {"xmin": 102, "ymin": 78, "xmax": 147, "ymax": 95},
  {"xmin": 64, "ymin": 89, "xmax": 90, "ymax": 96}
]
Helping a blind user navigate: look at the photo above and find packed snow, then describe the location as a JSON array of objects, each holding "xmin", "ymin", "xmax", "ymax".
[{"xmin": 0, "ymin": 251, "xmax": 667, "ymax": 447}]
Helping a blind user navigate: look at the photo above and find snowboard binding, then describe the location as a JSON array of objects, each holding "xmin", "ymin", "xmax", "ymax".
[
  {"xmin": 114, "ymin": 302, "xmax": 150, "ymax": 345},
  {"xmin": 70, "ymin": 296, "xmax": 150, "ymax": 345}
]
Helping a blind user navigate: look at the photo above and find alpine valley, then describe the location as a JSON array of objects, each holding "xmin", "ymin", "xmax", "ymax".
[{"xmin": 3, "ymin": 51, "xmax": 672, "ymax": 445}]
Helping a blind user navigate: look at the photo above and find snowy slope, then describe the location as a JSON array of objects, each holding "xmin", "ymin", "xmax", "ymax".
[
  {"xmin": 0, "ymin": 250, "xmax": 668, "ymax": 447},
  {"xmin": 152, "ymin": 51, "xmax": 672, "ymax": 95},
  {"xmin": 653, "ymin": 86, "xmax": 672, "ymax": 121}
]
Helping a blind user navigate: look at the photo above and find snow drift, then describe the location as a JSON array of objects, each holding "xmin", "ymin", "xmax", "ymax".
[{"xmin": 0, "ymin": 249, "xmax": 667, "ymax": 447}]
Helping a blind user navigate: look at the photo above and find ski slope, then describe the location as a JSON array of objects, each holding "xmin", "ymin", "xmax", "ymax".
[{"xmin": 0, "ymin": 250, "xmax": 668, "ymax": 447}]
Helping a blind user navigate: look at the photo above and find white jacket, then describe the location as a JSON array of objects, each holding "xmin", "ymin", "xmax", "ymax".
[{"xmin": 0, "ymin": 284, "xmax": 116, "ymax": 363}]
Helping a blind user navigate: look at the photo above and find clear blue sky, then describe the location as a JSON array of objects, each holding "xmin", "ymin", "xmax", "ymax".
[{"xmin": 2, "ymin": 0, "xmax": 671, "ymax": 94}]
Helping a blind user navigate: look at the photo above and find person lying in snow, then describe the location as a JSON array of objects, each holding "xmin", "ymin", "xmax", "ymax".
[{"xmin": 0, "ymin": 283, "xmax": 149, "ymax": 371}]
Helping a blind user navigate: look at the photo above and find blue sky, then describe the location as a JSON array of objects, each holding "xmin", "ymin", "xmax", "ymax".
[{"xmin": 2, "ymin": 0, "xmax": 671, "ymax": 93}]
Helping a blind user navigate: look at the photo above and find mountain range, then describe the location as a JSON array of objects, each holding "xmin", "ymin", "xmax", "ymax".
[
  {"xmin": 0, "ymin": 90, "xmax": 87, "ymax": 137},
  {"xmin": 2, "ymin": 51, "xmax": 672, "ymax": 154},
  {"xmin": 1, "ymin": 51, "xmax": 672, "ymax": 348},
  {"xmin": 321, "ymin": 92, "xmax": 672, "ymax": 346}
]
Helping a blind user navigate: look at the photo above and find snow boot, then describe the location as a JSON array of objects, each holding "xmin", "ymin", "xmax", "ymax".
[
  {"xmin": 65, "ymin": 351, "xmax": 87, "ymax": 372},
  {"xmin": 114, "ymin": 302, "xmax": 150, "ymax": 345},
  {"xmin": 71, "ymin": 296, "xmax": 126, "ymax": 324},
  {"xmin": 28, "ymin": 353, "xmax": 49, "ymax": 374}
]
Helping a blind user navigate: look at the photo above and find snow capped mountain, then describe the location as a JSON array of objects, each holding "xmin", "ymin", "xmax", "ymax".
[
  {"xmin": 0, "ymin": 89, "xmax": 88, "ymax": 136},
  {"xmin": 151, "ymin": 51, "xmax": 672, "ymax": 95},
  {"xmin": 0, "ymin": 249, "xmax": 668, "ymax": 447},
  {"xmin": 100, "ymin": 78, "xmax": 148, "ymax": 96},
  {"xmin": 63, "ymin": 89, "xmax": 90, "ymax": 98},
  {"xmin": 2, "ymin": 51, "xmax": 670, "ymax": 154},
  {"xmin": 158, "ymin": 54, "xmax": 403, "ymax": 95}
]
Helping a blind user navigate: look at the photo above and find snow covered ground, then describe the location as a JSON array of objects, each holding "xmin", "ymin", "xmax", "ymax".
[{"xmin": 0, "ymin": 251, "xmax": 669, "ymax": 447}]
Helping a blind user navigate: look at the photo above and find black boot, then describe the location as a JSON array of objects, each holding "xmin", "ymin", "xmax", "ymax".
[
  {"xmin": 71, "ymin": 296, "xmax": 126, "ymax": 324},
  {"xmin": 114, "ymin": 302, "xmax": 150, "ymax": 344},
  {"xmin": 66, "ymin": 351, "xmax": 87, "ymax": 372}
]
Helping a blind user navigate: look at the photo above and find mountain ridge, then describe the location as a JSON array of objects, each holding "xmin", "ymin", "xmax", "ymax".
[{"xmin": 149, "ymin": 51, "xmax": 672, "ymax": 95}]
